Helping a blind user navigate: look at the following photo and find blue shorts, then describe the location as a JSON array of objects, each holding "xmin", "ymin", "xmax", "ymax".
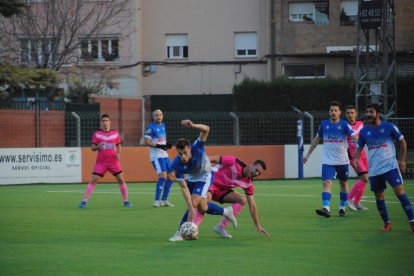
[
  {"xmin": 369, "ymin": 168, "xmax": 403, "ymax": 192},
  {"xmin": 187, "ymin": 173, "xmax": 214, "ymax": 199},
  {"xmin": 322, "ymin": 164, "xmax": 349, "ymax": 181},
  {"xmin": 151, "ymin": 157, "xmax": 172, "ymax": 174}
]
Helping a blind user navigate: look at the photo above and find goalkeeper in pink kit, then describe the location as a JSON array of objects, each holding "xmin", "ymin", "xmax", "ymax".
[
  {"xmin": 195, "ymin": 155, "xmax": 269, "ymax": 238},
  {"xmin": 346, "ymin": 105, "xmax": 369, "ymax": 211},
  {"xmin": 79, "ymin": 114, "xmax": 132, "ymax": 208}
]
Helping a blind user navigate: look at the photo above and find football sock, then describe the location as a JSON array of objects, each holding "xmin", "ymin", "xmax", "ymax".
[
  {"xmin": 219, "ymin": 203, "xmax": 243, "ymax": 228},
  {"xmin": 322, "ymin": 192, "xmax": 331, "ymax": 211},
  {"xmin": 340, "ymin": 192, "xmax": 348, "ymax": 209},
  {"xmin": 347, "ymin": 182, "xmax": 357, "ymax": 201},
  {"xmin": 206, "ymin": 202, "xmax": 224, "ymax": 215},
  {"xmin": 179, "ymin": 211, "xmax": 188, "ymax": 229},
  {"xmin": 353, "ymin": 180, "xmax": 367, "ymax": 205},
  {"xmin": 83, "ymin": 182, "xmax": 95, "ymax": 202},
  {"xmin": 119, "ymin": 183, "xmax": 128, "ymax": 202},
  {"xmin": 193, "ymin": 211, "xmax": 204, "ymax": 226},
  {"xmin": 376, "ymin": 199, "xmax": 390, "ymax": 223},
  {"xmin": 161, "ymin": 179, "xmax": 173, "ymax": 201},
  {"xmin": 155, "ymin": 177, "xmax": 166, "ymax": 201},
  {"xmin": 397, "ymin": 193, "xmax": 414, "ymax": 220}
]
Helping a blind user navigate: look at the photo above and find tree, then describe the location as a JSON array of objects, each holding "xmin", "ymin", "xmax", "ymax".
[
  {"xmin": 1, "ymin": 0, "xmax": 130, "ymax": 69},
  {"xmin": 0, "ymin": 0, "xmax": 27, "ymax": 18}
]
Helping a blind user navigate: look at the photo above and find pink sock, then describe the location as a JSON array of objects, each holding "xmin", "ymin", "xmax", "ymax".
[
  {"xmin": 83, "ymin": 182, "xmax": 95, "ymax": 202},
  {"xmin": 193, "ymin": 211, "xmax": 204, "ymax": 226},
  {"xmin": 219, "ymin": 203, "xmax": 244, "ymax": 228},
  {"xmin": 348, "ymin": 181, "xmax": 358, "ymax": 200},
  {"xmin": 119, "ymin": 183, "xmax": 128, "ymax": 202},
  {"xmin": 353, "ymin": 180, "xmax": 367, "ymax": 205}
]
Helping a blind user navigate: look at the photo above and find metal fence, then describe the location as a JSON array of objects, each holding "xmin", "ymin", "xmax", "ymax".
[{"xmin": 1, "ymin": 109, "xmax": 414, "ymax": 152}]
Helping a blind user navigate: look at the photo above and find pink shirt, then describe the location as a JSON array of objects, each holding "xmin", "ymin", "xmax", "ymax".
[
  {"xmin": 347, "ymin": 121, "xmax": 364, "ymax": 155},
  {"xmin": 92, "ymin": 129, "xmax": 121, "ymax": 163},
  {"xmin": 213, "ymin": 156, "xmax": 254, "ymax": 195}
]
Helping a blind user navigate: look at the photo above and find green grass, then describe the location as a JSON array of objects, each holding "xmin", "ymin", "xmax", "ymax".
[{"xmin": 1, "ymin": 179, "xmax": 413, "ymax": 275}]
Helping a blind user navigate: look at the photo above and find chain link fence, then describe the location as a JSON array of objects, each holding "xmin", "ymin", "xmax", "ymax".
[{"xmin": 1, "ymin": 109, "xmax": 414, "ymax": 151}]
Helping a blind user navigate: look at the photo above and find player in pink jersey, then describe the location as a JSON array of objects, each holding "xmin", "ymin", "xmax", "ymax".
[
  {"xmin": 346, "ymin": 105, "xmax": 369, "ymax": 211},
  {"xmin": 192, "ymin": 155, "xmax": 269, "ymax": 238},
  {"xmin": 79, "ymin": 114, "xmax": 132, "ymax": 208}
]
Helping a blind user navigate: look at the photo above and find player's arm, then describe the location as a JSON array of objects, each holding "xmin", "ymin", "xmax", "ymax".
[
  {"xmin": 116, "ymin": 143, "xmax": 121, "ymax": 159},
  {"xmin": 209, "ymin": 156, "xmax": 221, "ymax": 164},
  {"xmin": 398, "ymin": 137, "xmax": 407, "ymax": 173},
  {"xmin": 246, "ymin": 195, "xmax": 269, "ymax": 236},
  {"xmin": 353, "ymin": 146, "xmax": 362, "ymax": 169},
  {"xmin": 303, "ymin": 135, "xmax": 320, "ymax": 164},
  {"xmin": 181, "ymin": 119, "xmax": 210, "ymax": 142},
  {"xmin": 172, "ymin": 170, "xmax": 196, "ymax": 221},
  {"xmin": 91, "ymin": 143, "xmax": 99, "ymax": 151}
]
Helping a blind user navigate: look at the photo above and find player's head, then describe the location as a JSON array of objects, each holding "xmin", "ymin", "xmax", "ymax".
[
  {"xmin": 329, "ymin": 101, "xmax": 342, "ymax": 122},
  {"xmin": 175, "ymin": 138, "xmax": 191, "ymax": 163},
  {"xmin": 345, "ymin": 105, "xmax": 357, "ymax": 123},
  {"xmin": 100, "ymin": 113, "xmax": 111, "ymax": 130},
  {"xmin": 244, "ymin": 159, "xmax": 266, "ymax": 179},
  {"xmin": 365, "ymin": 103, "xmax": 381, "ymax": 125},
  {"xmin": 152, "ymin": 109, "xmax": 163, "ymax": 124}
]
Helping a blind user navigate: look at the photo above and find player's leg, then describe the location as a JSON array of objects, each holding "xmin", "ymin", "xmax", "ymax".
[
  {"xmin": 114, "ymin": 172, "xmax": 132, "ymax": 207},
  {"xmin": 316, "ymin": 164, "xmax": 334, "ymax": 217},
  {"xmin": 387, "ymin": 169, "xmax": 414, "ymax": 231},
  {"xmin": 337, "ymin": 164, "xmax": 349, "ymax": 217},
  {"xmin": 161, "ymin": 159, "xmax": 175, "ymax": 207},
  {"xmin": 79, "ymin": 163, "xmax": 106, "ymax": 208},
  {"xmin": 151, "ymin": 158, "xmax": 167, "ymax": 207},
  {"xmin": 215, "ymin": 191, "xmax": 246, "ymax": 238},
  {"xmin": 371, "ymin": 175, "xmax": 391, "ymax": 231},
  {"xmin": 353, "ymin": 173, "xmax": 369, "ymax": 210}
]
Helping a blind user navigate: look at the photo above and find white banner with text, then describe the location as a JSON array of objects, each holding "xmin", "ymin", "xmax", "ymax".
[{"xmin": 0, "ymin": 148, "xmax": 82, "ymax": 185}]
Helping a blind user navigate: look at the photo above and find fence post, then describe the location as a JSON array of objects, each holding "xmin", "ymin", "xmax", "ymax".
[
  {"xmin": 304, "ymin": 111, "xmax": 314, "ymax": 143},
  {"xmin": 297, "ymin": 118, "xmax": 304, "ymax": 179},
  {"xmin": 71, "ymin": 112, "xmax": 81, "ymax": 147},
  {"xmin": 230, "ymin": 112, "xmax": 240, "ymax": 145}
]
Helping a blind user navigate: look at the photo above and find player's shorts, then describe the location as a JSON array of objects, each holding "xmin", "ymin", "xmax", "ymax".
[
  {"xmin": 369, "ymin": 168, "xmax": 403, "ymax": 192},
  {"xmin": 349, "ymin": 156, "xmax": 369, "ymax": 175},
  {"xmin": 322, "ymin": 164, "xmax": 349, "ymax": 181},
  {"xmin": 209, "ymin": 185, "xmax": 234, "ymax": 204},
  {"xmin": 151, "ymin": 157, "xmax": 172, "ymax": 174},
  {"xmin": 93, "ymin": 161, "xmax": 122, "ymax": 177},
  {"xmin": 187, "ymin": 173, "xmax": 214, "ymax": 199}
]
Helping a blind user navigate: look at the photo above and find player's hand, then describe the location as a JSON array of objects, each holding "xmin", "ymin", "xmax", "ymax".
[
  {"xmin": 257, "ymin": 226, "xmax": 269, "ymax": 237},
  {"xmin": 354, "ymin": 159, "xmax": 360, "ymax": 170},
  {"xmin": 187, "ymin": 207, "xmax": 196, "ymax": 222},
  {"xmin": 399, "ymin": 160, "xmax": 406, "ymax": 173},
  {"xmin": 303, "ymin": 155, "xmax": 308, "ymax": 164},
  {"xmin": 181, "ymin": 119, "xmax": 193, "ymax": 128}
]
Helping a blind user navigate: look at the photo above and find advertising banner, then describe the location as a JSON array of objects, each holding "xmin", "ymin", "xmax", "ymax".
[{"xmin": 0, "ymin": 148, "xmax": 81, "ymax": 185}]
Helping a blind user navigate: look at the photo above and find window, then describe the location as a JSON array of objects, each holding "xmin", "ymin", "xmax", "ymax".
[
  {"xmin": 234, "ymin": 32, "xmax": 257, "ymax": 58},
  {"xmin": 283, "ymin": 64, "xmax": 326, "ymax": 79},
  {"xmin": 19, "ymin": 38, "xmax": 56, "ymax": 65},
  {"xmin": 340, "ymin": 0, "xmax": 358, "ymax": 26},
  {"xmin": 289, "ymin": 1, "xmax": 329, "ymax": 25},
  {"xmin": 166, "ymin": 34, "xmax": 188, "ymax": 59},
  {"xmin": 80, "ymin": 38, "xmax": 119, "ymax": 62}
]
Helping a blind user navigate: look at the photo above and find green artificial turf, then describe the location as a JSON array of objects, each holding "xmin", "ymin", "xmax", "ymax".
[{"xmin": 0, "ymin": 179, "xmax": 413, "ymax": 275}]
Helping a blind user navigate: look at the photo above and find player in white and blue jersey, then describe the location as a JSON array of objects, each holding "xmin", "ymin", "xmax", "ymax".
[
  {"xmin": 168, "ymin": 120, "xmax": 237, "ymax": 241},
  {"xmin": 354, "ymin": 103, "xmax": 414, "ymax": 232},
  {"xmin": 303, "ymin": 101, "xmax": 357, "ymax": 218},
  {"xmin": 144, "ymin": 110, "xmax": 175, "ymax": 208}
]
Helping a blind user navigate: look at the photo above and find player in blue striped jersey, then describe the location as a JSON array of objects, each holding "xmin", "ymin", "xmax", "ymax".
[{"xmin": 354, "ymin": 103, "xmax": 414, "ymax": 232}]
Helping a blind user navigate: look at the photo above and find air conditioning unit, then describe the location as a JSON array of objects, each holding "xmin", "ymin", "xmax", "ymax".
[{"xmin": 143, "ymin": 64, "xmax": 157, "ymax": 74}]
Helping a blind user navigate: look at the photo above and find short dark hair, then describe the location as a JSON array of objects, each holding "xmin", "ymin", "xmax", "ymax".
[
  {"xmin": 329, "ymin": 101, "xmax": 342, "ymax": 110},
  {"xmin": 101, "ymin": 113, "xmax": 110, "ymax": 120},
  {"xmin": 366, "ymin": 103, "xmax": 382, "ymax": 113},
  {"xmin": 176, "ymin": 138, "xmax": 191, "ymax": 150},
  {"xmin": 254, "ymin": 160, "xmax": 266, "ymax": 170},
  {"xmin": 346, "ymin": 105, "xmax": 356, "ymax": 110}
]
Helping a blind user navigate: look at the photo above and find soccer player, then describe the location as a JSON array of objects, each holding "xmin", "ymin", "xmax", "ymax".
[
  {"xmin": 144, "ymin": 109, "xmax": 175, "ymax": 207},
  {"xmin": 354, "ymin": 103, "xmax": 414, "ymax": 232},
  {"xmin": 345, "ymin": 105, "xmax": 369, "ymax": 211},
  {"xmin": 79, "ymin": 114, "xmax": 132, "ymax": 208},
  {"xmin": 303, "ymin": 101, "xmax": 357, "ymax": 218},
  {"xmin": 195, "ymin": 155, "xmax": 269, "ymax": 239},
  {"xmin": 168, "ymin": 120, "xmax": 237, "ymax": 242}
]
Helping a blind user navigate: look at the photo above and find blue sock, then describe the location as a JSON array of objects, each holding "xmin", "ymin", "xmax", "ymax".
[
  {"xmin": 322, "ymin": 192, "xmax": 331, "ymax": 208},
  {"xmin": 397, "ymin": 194, "xmax": 414, "ymax": 221},
  {"xmin": 340, "ymin": 192, "xmax": 348, "ymax": 209},
  {"xmin": 155, "ymin": 177, "xmax": 166, "ymax": 201},
  {"xmin": 178, "ymin": 210, "xmax": 188, "ymax": 230},
  {"xmin": 206, "ymin": 202, "xmax": 224, "ymax": 215},
  {"xmin": 376, "ymin": 199, "xmax": 390, "ymax": 223},
  {"xmin": 161, "ymin": 179, "xmax": 173, "ymax": 201}
]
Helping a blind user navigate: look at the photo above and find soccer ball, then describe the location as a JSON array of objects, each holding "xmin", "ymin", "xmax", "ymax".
[{"xmin": 179, "ymin": 222, "xmax": 199, "ymax": 240}]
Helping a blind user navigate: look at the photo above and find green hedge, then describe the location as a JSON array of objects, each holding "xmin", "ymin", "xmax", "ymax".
[{"xmin": 232, "ymin": 77, "xmax": 355, "ymax": 112}]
